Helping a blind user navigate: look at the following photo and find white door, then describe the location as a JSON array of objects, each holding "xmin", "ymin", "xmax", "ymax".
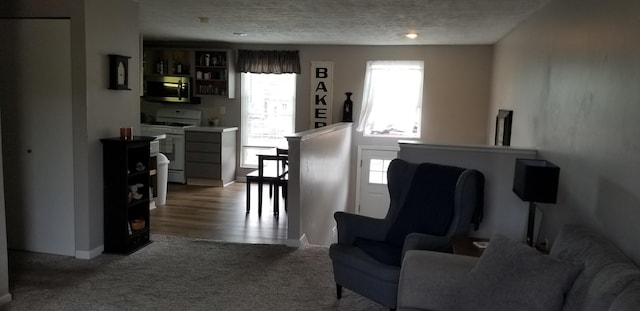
[
  {"xmin": 356, "ymin": 147, "xmax": 398, "ymax": 218},
  {"xmin": 0, "ymin": 19, "xmax": 75, "ymax": 256}
]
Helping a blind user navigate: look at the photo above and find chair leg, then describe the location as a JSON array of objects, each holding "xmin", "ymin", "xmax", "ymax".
[
  {"xmin": 273, "ymin": 184, "xmax": 279, "ymax": 215},
  {"xmin": 283, "ymin": 183, "xmax": 288, "ymax": 212},
  {"xmin": 336, "ymin": 283, "xmax": 342, "ymax": 299},
  {"xmin": 257, "ymin": 181, "xmax": 263, "ymax": 215},
  {"xmin": 246, "ymin": 180, "xmax": 251, "ymax": 213}
]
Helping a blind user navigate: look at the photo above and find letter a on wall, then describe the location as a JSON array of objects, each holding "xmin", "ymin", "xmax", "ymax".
[{"xmin": 310, "ymin": 61, "xmax": 333, "ymax": 129}]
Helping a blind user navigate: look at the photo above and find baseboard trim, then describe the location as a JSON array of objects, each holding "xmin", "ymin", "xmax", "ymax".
[
  {"xmin": 75, "ymin": 245, "xmax": 104, "ymax": 260},
  {"xmin": 286, "ymin": 233, "xmax": 308, "ymax": 247},
  {"xmin": 0, "ymin": 292, "xmax": 13, "ymax": 306}
]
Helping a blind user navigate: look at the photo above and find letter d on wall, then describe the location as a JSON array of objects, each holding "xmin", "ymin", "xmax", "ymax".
[{"xmin": 310, "ymin": 61, "xmax": 333, "ymax": 129}]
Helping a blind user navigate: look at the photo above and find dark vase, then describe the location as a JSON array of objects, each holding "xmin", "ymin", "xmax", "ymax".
[{"xmin": 342, "ymin": 92, "xmax": 353, "ymax": 122}]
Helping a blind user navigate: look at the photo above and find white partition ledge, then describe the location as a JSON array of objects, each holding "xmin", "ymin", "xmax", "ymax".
[{"xmin": 286, "ymin": 123, "xmax": 353, "ymax": 246}]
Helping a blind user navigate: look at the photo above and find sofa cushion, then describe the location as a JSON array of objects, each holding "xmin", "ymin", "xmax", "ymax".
[
  {"xmin": 609, "ymin": 280, "xmax": 640, "ymax": 310},
  {"xmin": 550, "ymin": 224, "xmax": 640, "ymax": 311},
  {"xmin": 458, "ymin": 235, "xmax": 582, "ymax": 311}
]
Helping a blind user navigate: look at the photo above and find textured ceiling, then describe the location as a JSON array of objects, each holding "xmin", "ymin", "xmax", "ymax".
[{"xmin": 138, "ymin": 0, "xmax": 551, "ymax": 45}]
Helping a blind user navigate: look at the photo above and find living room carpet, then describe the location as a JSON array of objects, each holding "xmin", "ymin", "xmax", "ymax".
[{"xmin": 5, "ymin": 235, "xmax": 385, "ymax": 310}]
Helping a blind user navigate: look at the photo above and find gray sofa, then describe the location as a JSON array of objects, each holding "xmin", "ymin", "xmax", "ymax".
[{"xmin": 397, "ymin": 224, "xmax": 640, "ymax": 311}]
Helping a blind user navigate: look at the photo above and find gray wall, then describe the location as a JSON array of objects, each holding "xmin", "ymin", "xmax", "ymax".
[
  {"xmin": 85, "ymin": 0, "xmax": 141, "ymax": 255},
  {"xmin": 490, "ymin": 0, "xmax": 640, "ymax": 264}
]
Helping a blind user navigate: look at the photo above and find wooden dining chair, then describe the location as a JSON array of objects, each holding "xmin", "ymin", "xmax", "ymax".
[
  {"xmin": 245, "ymin": 152, "xmax": 288, "ymax": 215},
  {"xmin": 276, "ymin": 148, "xmax": 289, "ymax": 212}
]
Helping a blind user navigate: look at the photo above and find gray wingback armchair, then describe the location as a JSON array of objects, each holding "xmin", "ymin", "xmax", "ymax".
[{"xmin": 329, "ymin": 159, "xmax": 484, "ymax": 310}]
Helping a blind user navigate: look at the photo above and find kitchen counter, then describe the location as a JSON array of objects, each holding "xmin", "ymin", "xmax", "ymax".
[
  {"xmin": 184, "ymin": 127, "xmax": 237, "ymax": 186},
  {"xmin": 185, "ymin": 126, "xmax": 238, "ymax": 133}
]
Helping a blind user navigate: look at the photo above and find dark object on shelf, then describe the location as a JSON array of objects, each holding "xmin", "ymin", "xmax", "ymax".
[
  {"xmin": 495, "ymin": 109, "xmax": 513, "ymax": 146},
  {"xmin": 130, "ymin": 219, "xmax": 146, "ymax": 231},
  {"xmin": 108, "ymin": 54, "xmax": 131, "ymax": 90},
  {"xmin": 512, "ymin": 158, "xmax": 560, "ymax": 246},
  {"xmin": 100, "ymin": 136, "xmax": 155, "ymax": 254},
  {"xmin": 342, "ymin": 92, "xmax": 353, "ymax": 122}
]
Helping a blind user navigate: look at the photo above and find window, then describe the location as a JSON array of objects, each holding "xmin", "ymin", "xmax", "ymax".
[
  {"xmin": 241, "ymin": 73, "xmax": 296, "ymax": 167},
  {"xmin": 356, "ymin": 61, "xmax": 424, "ymax": 138},
  {"xmin": 368, "ymin": 159, "xmax": 392, "ymax": 184}
]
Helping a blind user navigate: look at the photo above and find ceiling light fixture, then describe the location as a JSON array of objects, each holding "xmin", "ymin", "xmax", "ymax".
[
  {"xmin": 234, "ymin": 32, "xmax": 248, "ymax": 37},
  {"xmin": 405, "ymin": 33, "xmax": 418, "ymax": 39}
]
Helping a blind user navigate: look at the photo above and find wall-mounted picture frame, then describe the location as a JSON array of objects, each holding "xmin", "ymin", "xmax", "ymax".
[
  {"xmin": 495, "ymin": 109, "xmax": 513, "ymax": 146},
  {"xmin": 108, "ymin": 54, "xmax": 131, "ymax": 90}
]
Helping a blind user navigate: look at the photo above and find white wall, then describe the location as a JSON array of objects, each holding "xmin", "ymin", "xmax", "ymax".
[
  {"xmin": 490, "ymin": 0, "xmax": 640, "ymax": 264},
  {"xmin": 286, "ymin": 123, "xmax": 352, "ymax": 246}
]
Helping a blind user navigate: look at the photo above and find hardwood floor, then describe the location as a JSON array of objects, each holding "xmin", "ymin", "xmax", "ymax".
[{"xmin": 150, "ymin": 182, "xmax": 287, "ymax": 244}]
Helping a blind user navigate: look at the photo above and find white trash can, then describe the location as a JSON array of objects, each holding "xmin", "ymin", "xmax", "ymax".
[{"xmin": 156, "ymin": 152, "xmax": 170, "ymax": 205}]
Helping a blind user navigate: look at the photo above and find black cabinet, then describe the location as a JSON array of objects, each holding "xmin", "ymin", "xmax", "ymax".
[{"xmin": 100, "ymin": 136, "xmax": 154, "ymax": 254}]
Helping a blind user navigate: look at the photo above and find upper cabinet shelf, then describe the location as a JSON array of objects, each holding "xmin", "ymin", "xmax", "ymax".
[
  {"xmin": 143, "ymin": 46, "xmax": 235, "ymax": 99},
  {"xmin": 194, "ymin": 50, "xmax": 231, "ymax": 97},
  {"xmin": 144, "ymin": 48, "xmax": 191, "ymax": 76}
]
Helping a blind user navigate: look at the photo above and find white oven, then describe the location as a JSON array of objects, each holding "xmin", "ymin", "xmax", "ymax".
[{"xmin": 141, "ymin": 108, "xmax": 202, "ymax": 184}]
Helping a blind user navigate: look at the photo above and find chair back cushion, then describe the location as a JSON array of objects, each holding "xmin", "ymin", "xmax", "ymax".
[{"xmin": 384, "ymin": 162, "xmax": 466, "ymax": 248}]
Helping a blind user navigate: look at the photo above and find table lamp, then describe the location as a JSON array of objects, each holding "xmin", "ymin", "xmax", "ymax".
[{"xmin": 512, "ymin": 159, "xmax": 560, "ymax": 246}]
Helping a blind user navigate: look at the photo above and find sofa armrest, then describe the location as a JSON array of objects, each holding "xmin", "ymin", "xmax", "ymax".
[
  {"xmin": 334, "ymin": 211, "xmax": 387, "ymax": 245},
  {"xmin": 401, "ymin": 232, "xmax": 451, "ymax": 263},
  {"xmin": 398, "ymin": 250, "xmax": 478, "ymax": 311},
  {"xmin": 403, "ymin": 232, "xmax": 451, "ymax": 252}
]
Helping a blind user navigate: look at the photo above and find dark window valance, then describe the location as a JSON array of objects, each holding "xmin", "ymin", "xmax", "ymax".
[{"xmin": 237, "ymin": 50, "xmax": 301, "ymax": 74}]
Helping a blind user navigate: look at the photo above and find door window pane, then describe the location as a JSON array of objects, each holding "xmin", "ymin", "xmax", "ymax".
[{"xmin": 368, "ymin": 159, "xmax": 392, "ymax": 184}]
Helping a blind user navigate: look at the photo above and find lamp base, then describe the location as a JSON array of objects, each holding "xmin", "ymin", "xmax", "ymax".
[{"xmin": 526, "ymin": 202, "xmax": 537, "ymax": 246}]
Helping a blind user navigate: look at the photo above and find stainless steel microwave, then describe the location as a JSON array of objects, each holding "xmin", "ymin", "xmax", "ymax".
[{"xmin": 144, "ymin": 75, "xmax": 192, "ymax": 103}]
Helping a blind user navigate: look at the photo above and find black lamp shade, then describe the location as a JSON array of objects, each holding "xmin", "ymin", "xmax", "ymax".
[{"xmin": 513, "ymin": 159, "xmax": 560, "ymax": 203}]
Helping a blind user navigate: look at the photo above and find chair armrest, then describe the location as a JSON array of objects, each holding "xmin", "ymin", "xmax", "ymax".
[
  {"xmin": 398, "ymin": 250, "xmax": 478, "ymax": 311},
  {"xmin": 334, "ymin": 211, "xmax": 387, "ymax": 245}
]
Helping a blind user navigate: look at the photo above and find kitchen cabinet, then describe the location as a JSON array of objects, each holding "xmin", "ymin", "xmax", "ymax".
[
  {"xmin": 100, "ymin": 136, "xmax": 154, "ymax": 254},
  {"xmin": 185, "ymin": 127, "xmax": 237, "ymax": 186},
  {"xmin": 194, "ymin": 49, "xmax": 235, "ymax": 98},
  {"xmin": 143, "ymin": 47, "xmax": 191, "ymax": 77},
  {"xmin": 142, "ymin": 46, "xmax": 235, "ymax": 99}
]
